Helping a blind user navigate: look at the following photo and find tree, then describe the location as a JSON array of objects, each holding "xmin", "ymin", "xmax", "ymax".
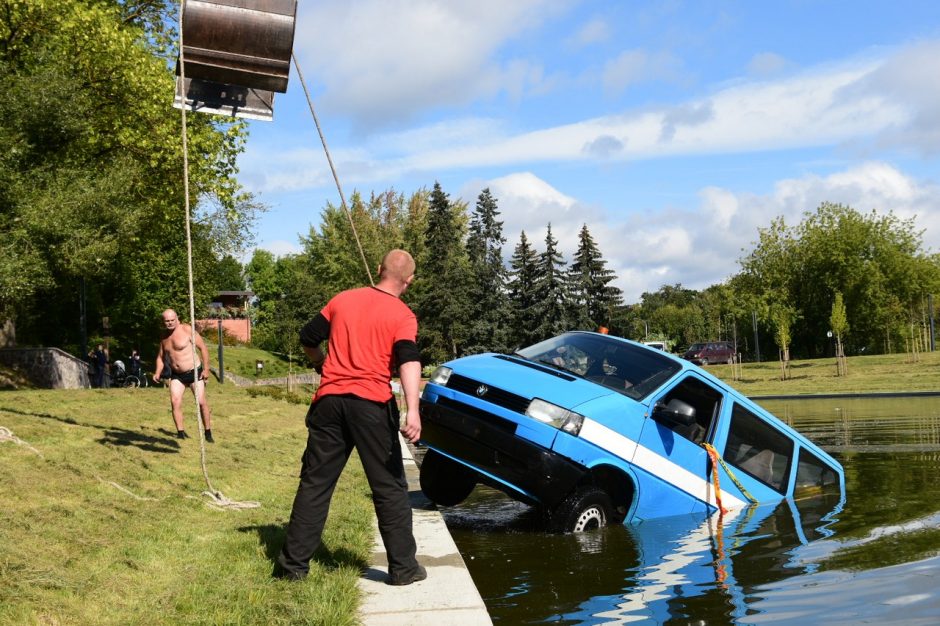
[
  {"xmin": 508, "ymin": 231, "xmax": 541, "ymax": 348},
  {"xmin": 830, "ymin": 291, "xmax": 849, "ymax": 376},
  {"xmin": 0, "ymin": 0, "xmax": 259, "ymax": 357},
  {"xmin": 771, "ymin": 304, "xmax": 796, "ymax": 380},
  {"xmin": 567, "ymin": 224, "xmax": 623, "ymax": 331},
  {"xmin": 464, "ymin": 188, "xmax": 511, "ymax": 353},
  {"xmin": 414, "ymin": 183, "xmax": 471, "ymax": 363},
  {"xmin": 532, "ymin": 224, "xmax": 569, "ymax": 341},
  {"xmin": 735, "ymin": 203, "xmax": 940, "ymax": 357}
]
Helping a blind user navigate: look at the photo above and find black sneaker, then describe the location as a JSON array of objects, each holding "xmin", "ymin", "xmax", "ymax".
[
  {"xmin": 386, "ymin": 565, "xmax": 427, "ymax": 586},
  {"xmin": 177, "ymin": 430, "xmax": 189, "ymax": 439},
  {"xmin": 205, "ymin": 430, "xmax": 214, "ymax": 443}
]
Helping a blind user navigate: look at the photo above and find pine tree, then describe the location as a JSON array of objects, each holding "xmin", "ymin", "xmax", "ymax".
[
  {"xmin": 568, "ymin": 224, "xmax": 623, "ymax": 330},
  {"xmin": 414, "ymin": 182, "xmax": 472, "ymax": 363},
  {"xmin": 465, "ymin": 188, "xmax": 511, "ymax": 353},
  {"xmin": 508, "ymin": 231, "xmax": 541, "ymax": 348},
  {"xmin": 532, "ymin": 224, "xmax": 569, "ymax": 341}
]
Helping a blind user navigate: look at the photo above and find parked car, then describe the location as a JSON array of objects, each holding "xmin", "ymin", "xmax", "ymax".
[
  {"xmin": 642, "ymin": 340, "xmax": 668, "ymax": 351},
  {"xmin": 682, "ymin": 341, "xmax": 735, "ymax": 365},
  {"xmin": 419, "ymin": 331, "xmax": 844, "ymax": 532}
]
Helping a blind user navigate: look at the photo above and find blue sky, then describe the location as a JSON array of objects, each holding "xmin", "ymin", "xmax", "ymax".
[{"xmin": 235, "ymin": 0, "xmax": 940, "ymax": 302}]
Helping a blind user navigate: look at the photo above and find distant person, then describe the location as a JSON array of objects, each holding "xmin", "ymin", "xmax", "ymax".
[
  {"xmin": 89, "ymin": 344, "xmax": 108, "ymax": 388},
  {"xmin": 128, "ymin": 349, "xmax": 142, "ymax": 378},
  {"xmin": 153, "ymin": 309, "xmax": 214, "ymax": 442},
  {"xmin": 276, "ymin": 249, "xmax": 425, "ymax": 586}
]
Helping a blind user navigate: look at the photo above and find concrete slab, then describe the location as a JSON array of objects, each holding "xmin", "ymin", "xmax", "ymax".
[{"xmin": 358, "ymin": 437, "xmax": 492, "ymax": 626}]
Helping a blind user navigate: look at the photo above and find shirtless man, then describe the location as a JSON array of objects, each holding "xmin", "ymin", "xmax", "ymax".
[{"xmin": 153, "ymin": 309, "xmax": 214, "ymax": 442}]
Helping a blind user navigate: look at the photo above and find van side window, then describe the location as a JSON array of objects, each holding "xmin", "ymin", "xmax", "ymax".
[
  {"xmin": 724, "ymin": 403, "xmax": 793, "ymax": 493},
  {"xmin": 794, "ymin": 449, "xmax": 841, "ymax": 499},
  {"xmin": 654, "ymin": 376, "xmax": 723, "ymax": 444}
]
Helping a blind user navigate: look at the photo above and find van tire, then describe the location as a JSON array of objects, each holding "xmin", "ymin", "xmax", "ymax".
[
  {"xmin": 419, "ymin": 449, "xmax": 476, "ymax": 507},
  {"xmin": 548, "ymin": 486, "xmax": 613, "ymax": 533}
]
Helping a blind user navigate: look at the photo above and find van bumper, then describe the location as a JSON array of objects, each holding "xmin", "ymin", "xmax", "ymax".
[{"xmin": 419, "ymin": 398, "xmax": 585, "ymax": 507}]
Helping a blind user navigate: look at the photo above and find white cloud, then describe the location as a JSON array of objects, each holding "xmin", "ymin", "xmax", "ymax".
[
  {"xmin": 747, "ymin": 52, "xmax": 789, "ymax": 76},
  {"xmin": 567, "ymin": 17, "xmax": 611, "ymax": 48},
  {"xmin": 467, "ymin": 164, "xmax": 940, "ymax": 302},
  {"xmin": 243, "ymin": 40, "xmax": 940, "ymax": 197},
  {"xmin": 601, "ymin": 49, "xmax": 685, "ymax": 95},
  {"xmin": 293, "ymin": 0, "xmax": 563, "ymax": 127}
]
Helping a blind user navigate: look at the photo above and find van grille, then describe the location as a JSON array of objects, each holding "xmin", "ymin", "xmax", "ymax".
[{"xmin": 446, "ymin": 374, "xmax": 530, "ymax": 414}]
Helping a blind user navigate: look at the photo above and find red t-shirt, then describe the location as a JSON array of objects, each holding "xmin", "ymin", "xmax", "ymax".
[{"xmin": 314, "ymin": 286, "xmax": 418, "ymax": 403}]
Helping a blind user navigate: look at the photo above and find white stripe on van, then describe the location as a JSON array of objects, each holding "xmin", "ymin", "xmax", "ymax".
[{"xmin": 579, "ymin": 418, "xmax": 748, "ymax": 511}]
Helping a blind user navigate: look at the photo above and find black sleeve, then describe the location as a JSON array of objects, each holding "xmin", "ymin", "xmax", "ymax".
[
  {"xmin": 299, "ymin": 313, "xmax": 330, "ymax": 347},
  {"xmin": 393, "ymin": 339, "xmax": 421, "ymax": 365}
]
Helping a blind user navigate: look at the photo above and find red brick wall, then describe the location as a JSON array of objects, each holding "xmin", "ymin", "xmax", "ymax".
[{"xmin": 196, "ymin": 319, "xmax": 251, "ymax": 344}]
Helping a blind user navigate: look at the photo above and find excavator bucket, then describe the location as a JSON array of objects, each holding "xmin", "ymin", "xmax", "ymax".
[{"xmin": 174, "ymin": 0, "xmax": 298, "ymax": 121}]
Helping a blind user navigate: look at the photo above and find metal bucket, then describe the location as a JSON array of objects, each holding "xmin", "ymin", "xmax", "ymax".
[{"xmin": 175, "ymin": 0, "xmax": 298, "ymax": 121}]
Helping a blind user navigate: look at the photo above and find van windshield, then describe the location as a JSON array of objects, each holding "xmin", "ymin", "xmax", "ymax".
[{"xmin": 516, "ymin": 332, "xmax": 681, "ymax": 400}]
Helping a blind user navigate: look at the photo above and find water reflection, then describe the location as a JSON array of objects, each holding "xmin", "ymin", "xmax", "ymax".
[{"xmin": 444, "ymin": 397, "xmax": 940, "ymax": 624}]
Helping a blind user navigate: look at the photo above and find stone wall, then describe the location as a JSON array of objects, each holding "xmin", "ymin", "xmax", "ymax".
[{"xmin": 0, "ymin": 347, "xmax": 91, "ymax": 389}]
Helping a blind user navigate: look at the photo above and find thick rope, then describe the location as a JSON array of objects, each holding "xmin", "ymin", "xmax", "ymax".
[
  {"xmin": 177, "ymin": 2, "xmax": 259, "ymax": 511},
  {"xmin": 703, "ymin": 442, "xmax": 758, "ymax": 515},
  {"xmin": 0, "ymin": 426, "xmax": 43, "ymax": 457},
  {"xmin": 291, "ymin": 52, "xmax": 374, "ymax": 286}
]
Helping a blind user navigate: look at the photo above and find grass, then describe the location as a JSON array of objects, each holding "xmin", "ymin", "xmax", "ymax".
[
  {"xmin": 705, "ymin": 349, "xmax": 940, "ymax": 397},
  {"xmin": 206, "ymin": 343, "xmax": 303, "ymax": 380},
  {"xmin": 0, "ymin": 383, "xmax": 374, "ymax": 625}
]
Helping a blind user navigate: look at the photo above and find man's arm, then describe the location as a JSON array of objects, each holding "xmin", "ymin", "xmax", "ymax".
[
  {"xmin": 153, "ymin": 343, "xmax": 165, "ymax": 382},
  {"xmin": 195, "ymin": 333, "xmax": 210, "ymax": 380},
  {"xmin": 300, "ymin": 314, "xmax": 330, "ymax": 374},
  {"xmin": 398, "ymin": 360, "xmax": 422, "ymax": 444}
]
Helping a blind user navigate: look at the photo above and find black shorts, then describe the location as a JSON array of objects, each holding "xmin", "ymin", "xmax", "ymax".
[{"xmin": 170, "ymin": 366, "xmax": 202, "ymax": 385}]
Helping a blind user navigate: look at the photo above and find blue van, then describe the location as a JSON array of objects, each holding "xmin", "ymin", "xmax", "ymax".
[{"xmin": 418, "ymin": 331, "xmax": 844, "ymax": 532}]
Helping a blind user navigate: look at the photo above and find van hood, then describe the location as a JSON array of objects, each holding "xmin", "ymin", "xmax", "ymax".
[{"xmin": 443, "ymin": 353, "xmax": 619, "ymax": 410}]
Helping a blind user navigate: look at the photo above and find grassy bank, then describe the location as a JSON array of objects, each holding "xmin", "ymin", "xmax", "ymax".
[
  {"xmin": 0, "ymin": 384, "xmax": 373, "ymax": 625},
  {"xmin": 706, "ymin": 349, "xmax": 940, "ymax": 397}
]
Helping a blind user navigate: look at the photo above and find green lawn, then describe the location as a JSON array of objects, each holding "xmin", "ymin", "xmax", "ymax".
[
  {"xmin": 705, "ymin": 349, "xmax": 940, "ymax": 397},
  {"xmin": 207, "ymin": 343, "xmax": 303, "ymax": 379},
  {"xmin": 0, "ymin": 383, "xmax": 373, "ymax": 625}
]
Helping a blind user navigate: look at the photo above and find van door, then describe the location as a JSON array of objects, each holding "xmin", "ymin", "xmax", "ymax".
[{"xmin": 632, "ymin": 374, "xmax": 726, "ymax": 519}]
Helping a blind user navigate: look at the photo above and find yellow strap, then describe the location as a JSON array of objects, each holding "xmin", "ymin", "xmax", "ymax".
[{"xmin": 703, "ymin": 443, "xmax": 759, "ymax": 505}]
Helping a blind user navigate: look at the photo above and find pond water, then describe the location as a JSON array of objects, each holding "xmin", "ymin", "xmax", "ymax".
[{"xmin": 439, "ymin": 396, "xmax": 940, "ymax": 625}]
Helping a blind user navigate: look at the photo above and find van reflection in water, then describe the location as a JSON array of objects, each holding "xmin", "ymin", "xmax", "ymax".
[{"xmin": 441, "ymin": 487, "xmax": 844, "ymax": 623}]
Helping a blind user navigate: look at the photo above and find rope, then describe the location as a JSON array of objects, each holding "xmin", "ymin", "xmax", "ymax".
[
  {"xmin": 176, "ymin": 2, "xmax": 259, "ymax": 511},
  {"xmin": 703, "ymin": 443, "xmax": 758, "ymax": 511},
  {"xmin": 702, "ymin": 443, "xmax": 729, "ymax": 515},
  {"xmin": 291, "ymin": 52, "xmax": 374, "ymax": 286},
  {"xmin": 0, "ymin": 426, "xmax": 43, "ymax": 457}
]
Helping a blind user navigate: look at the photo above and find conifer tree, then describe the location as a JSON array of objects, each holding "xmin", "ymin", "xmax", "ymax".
[
  {"xmin": 532, "ymin": 224, "xmax": 569, "ymax": 340},
  {"xmin": 568, "ymin": 224, "xmax": 623, "ymax": 330},
  {"xmin": 465, "ymin": 188, "xmax": 511, "ymax": 353},
  {"xmin": 414, "ymin": 182, "xmax": 471, "ymax": 363},
  {"xmin": 508, "ymin": 231, "xmax": 541, "ymax": 348}
]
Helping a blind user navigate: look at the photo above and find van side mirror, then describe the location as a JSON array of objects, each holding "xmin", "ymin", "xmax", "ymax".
[{"xmin": 653, "ymin": 398, "xmax": 696, "ymax": 427}]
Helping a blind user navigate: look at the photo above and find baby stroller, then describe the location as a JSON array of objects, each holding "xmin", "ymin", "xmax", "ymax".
[{"xmin": 111, "ymin": 360, "xmax": 142, "ymax": 388}]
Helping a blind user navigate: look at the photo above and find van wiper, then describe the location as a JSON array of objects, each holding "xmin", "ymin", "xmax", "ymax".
[{"xmin": 534, "ymin": 358, "xmax": 572, "ymax": 374}]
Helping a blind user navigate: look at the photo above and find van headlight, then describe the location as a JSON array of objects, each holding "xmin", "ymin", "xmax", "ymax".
[
  {"xmin": 526, "ymin": 398, "xmax": 585, "ymax": 436},
  {"xmin": 428, "ymin": 366, "xmax": 453, "ymax": 385}
]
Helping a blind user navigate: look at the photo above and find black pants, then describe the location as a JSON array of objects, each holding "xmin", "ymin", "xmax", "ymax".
[{"xmin": 277, "ymin": 394, "xmax": 419, "ymax": 578}]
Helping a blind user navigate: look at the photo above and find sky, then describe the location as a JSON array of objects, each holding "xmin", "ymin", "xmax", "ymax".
[{"xmin": 234, "ymin": 0, "xmax": 940, "ymax": 303}]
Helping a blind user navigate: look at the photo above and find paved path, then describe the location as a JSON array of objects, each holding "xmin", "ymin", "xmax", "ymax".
[{"xmin": 358, "ymin": 437, "xmax": 493, "ymax": 626}]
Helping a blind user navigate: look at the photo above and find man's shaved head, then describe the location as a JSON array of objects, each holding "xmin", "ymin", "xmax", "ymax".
[{"xmin": 379, "ymin": 250, "xmax": 416, "ymax": 283}]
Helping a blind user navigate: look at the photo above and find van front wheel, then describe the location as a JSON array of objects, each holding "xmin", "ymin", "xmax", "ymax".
[
  {"xmin": 548, "ymin": 487, "xmax": 613, "ymax": 533},
  {"xmin": 419, "ymin": 449, "xmax": 476, "ymax": 507}
]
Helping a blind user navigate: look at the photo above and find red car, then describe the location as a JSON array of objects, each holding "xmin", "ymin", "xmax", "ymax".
[{"xmin": 682, "ymin": 341, "xmax": 735, "ymax": 365}]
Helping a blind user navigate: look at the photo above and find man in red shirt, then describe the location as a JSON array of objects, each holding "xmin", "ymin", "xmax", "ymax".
[{"xmin": 276, "ymin": 249, "xmax": 425, "ymax": 585}]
